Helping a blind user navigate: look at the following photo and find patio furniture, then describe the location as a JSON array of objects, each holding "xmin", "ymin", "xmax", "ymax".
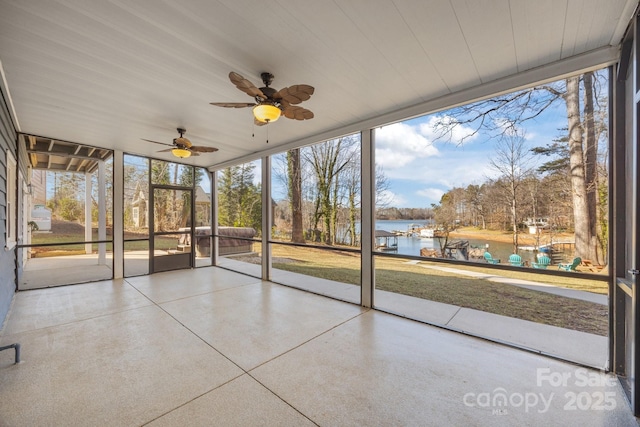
[
  {"xmin": 483, "ymin": 252, "xmax": 500, "ymax": 264},
  {"xmin": 558, "ymin": 257, "xmax": 581, "ymax": 272},
  {"xmin": 508, "ymin": 253, "xmax": 524, "ymax": 266},
  {"xmin": 533, "ymin": 255, "xmax": 552, "ymax": 269}
]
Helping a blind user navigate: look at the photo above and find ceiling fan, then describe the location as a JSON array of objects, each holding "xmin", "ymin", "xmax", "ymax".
[
  {"xmin": 210, "ymin": 72, "xmax": 314, "ymax": 125},
  {"xmin": 141, "ymin": 128, "xmax": 218, "ymax": 159}
]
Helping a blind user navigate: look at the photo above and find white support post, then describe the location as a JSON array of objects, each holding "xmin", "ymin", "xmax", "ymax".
[
  {"xmin": 113, "ymin": 151, "xmax": 124, "ymax": 279},
  {"xmin": 85, "ymin": 172, "xmax": 92, "ymax": 254},
  {"xmin": 261, "ymin": 156, "xmax": 272, "ymax": 281},
  {"xmin": 211, "ymin": 170, "xmax": 219, "ymax": 266},
  {"xmin": 360, "ymin": 129, "xmax": 374, "ymax": 308},
  {"xmin": 98, "ymin": 159, "xmax": 106, "ymax": 264}
]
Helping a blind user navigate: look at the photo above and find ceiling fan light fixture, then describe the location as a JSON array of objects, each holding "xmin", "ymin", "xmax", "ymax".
[
  {"xmin": 253, "ymin": 103, "xmax": 281, "ymax": 123},
  {"xmin": 172, "ymin": 147, "xmax": 192, "ymax": 158}
]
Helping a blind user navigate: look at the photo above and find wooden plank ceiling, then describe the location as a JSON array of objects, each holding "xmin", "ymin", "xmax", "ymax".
[{"xmin": 0, "ymin": 0, "xmax": 636, "ymax": 168}]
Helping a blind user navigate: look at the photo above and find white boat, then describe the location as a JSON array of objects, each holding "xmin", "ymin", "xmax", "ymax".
[{"xmin": 420, "ymin": 228, "xmax": 434, "ymax": 238}]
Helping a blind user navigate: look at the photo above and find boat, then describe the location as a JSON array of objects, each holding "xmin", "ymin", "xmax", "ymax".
[{"xmin": 419, "ymin": 228, "xmax": 434, "ymax": 238}]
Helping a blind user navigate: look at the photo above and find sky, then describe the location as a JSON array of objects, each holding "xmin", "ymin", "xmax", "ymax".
[
  {"xmin": 374, "ymin": 102, "xmax": 568, "ymax": 208},
  {"xmin": 265, "ymin": 99, "xmax": 569, "ymax": 208},
  {"xmin": 237, "ymin": 74, "xmax": 603, "ymax": 211}
]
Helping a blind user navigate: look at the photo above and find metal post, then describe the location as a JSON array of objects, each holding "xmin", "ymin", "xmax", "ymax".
[
  {"xmin": 113, "ymin": 151, "xmax": 124, "ymax": 279},
  {"xmin": 262, "ymin": 156, "xmax": 272, "ymax": 281},
  {"xmin": 211, "ymin": 170, "xmax": 219, "ymax": 266},
  {"xmin": 0, "ymin": 343, "xmax": 21, "ymax": 364},
  {"xmin": 360, "ymin": 129, "xmax": 374, "ymax": 308},
  {"xmin": 98, "ymin": 159, "xmax": 106, "ymax": 264},
  {"xmin": 85, "ymin": 172, "xmax": 92, "ymax": 254}
]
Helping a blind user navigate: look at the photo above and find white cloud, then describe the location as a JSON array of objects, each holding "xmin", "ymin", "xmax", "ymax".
[
  {"xmin": 372, "ymin": 114, "xmax": 514, "ymax": 207},
  {"xmin": 381, "ymin": 147, "xmax": 495, "ymax": 188},
  {"xmin": 375, "ymin": 122, "xmax": 439, "ymax": 168},
  {"xmin": 416, "ymin": 187, "xmax": 445, "ymax": 203},
  {"xmin": 378, "ymin": 189, "xmax": 407, "ymax": 207}
]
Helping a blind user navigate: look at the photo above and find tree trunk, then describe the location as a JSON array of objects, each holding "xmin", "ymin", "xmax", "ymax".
[
  {"xmin": 582, "ymin": 72, "xmax": 602, "ymax": 264},
  {"xmin": 287, "ymin": 149, "xmax": 304, "ymax": 243},
  {"xmin": 511, "ymin": 184, "xmax": 518, "ymax": 254},
  {"xmin": 322, "ymin": 191, "xmax": 331, "ymax": 244},
  {"xmin": 565, "ymin": 76, "xmax": 597, "ymax": 262},
  {"xmin": 331, "ymin": 176, "xmax": 339, "ymax": 244},
  {"xmin": 349, "ymin": 191, "xmax": 357, "ymax": 246}
]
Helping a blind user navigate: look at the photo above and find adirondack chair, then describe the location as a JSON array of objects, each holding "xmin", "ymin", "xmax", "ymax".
[
  {"xmin": 558, "ymin": 257, "xmax": 581, "ymax": 272},
  {"xmin": 508, "ymin": 253, "xmax": 524, "ymax": 266},
  {"xmin": 483, "ymin": 252, "xmax": 500, "ymax": 264},
  {"xmin": 532, "ymin": 255, "xmax": 551, "ymax": 269}
]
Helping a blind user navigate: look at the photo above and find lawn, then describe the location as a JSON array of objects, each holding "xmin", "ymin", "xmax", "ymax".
[
  {"xmin": 261, "ymin": 245, "xmax": 609, "ymax": 336},
  {"xmin": 29, "ymin": 220, "xmax": 176, "ymax": 257},
  {"xmin": 30, "ymin": 222, "xmax": 609, "ymax": 336}
]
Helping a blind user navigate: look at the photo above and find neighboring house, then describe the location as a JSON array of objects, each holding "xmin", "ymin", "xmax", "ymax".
[
  {"xmin": 129, "ymin": 183, "xmax": 210, "ymax": 229},
  {"xmin": 194, "ymin": 186, "xmax": 211, "ymax": 226},
  {"xmin": 30, "ymin": 169, "xmax": 46, "ymax": 206},
  {"xmin": 0, "ymin": 74, "xmax": 19, "ymax": 324},
  {"xmin": 130, "ymin": 181, "xmax": 148, "ymax": 229}
]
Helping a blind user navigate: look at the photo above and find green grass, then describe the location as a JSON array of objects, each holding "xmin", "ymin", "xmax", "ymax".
[
  {"xmin": 30, "ymin": 230, "xmax": 175, "ymax": 256},
  {"xmin": 265, "ymin": 245, "xmax": 608, "ymax": 336},
  {"xmin": 31, "ymin": 230, "xmax": 609, "ymax": 336}
]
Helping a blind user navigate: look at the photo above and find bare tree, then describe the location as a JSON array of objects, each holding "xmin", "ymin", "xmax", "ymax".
[
  {"xmin": 489, "ymin": 133, "xmax": 535, "ymax": 253},
  {"xmin": 431, "ymin": 70, "xmax": 607, "ymax": 263},
  {"xmin": 432, "ymin": 194, "xmax": 458, "ymax": 257},
  {"xmin": 464, "ymin": 184, "xmax": 486, "ymax": 229},
  {"xmin": 286, "ymin": 149, "xmax": 304, "ymax": 242},
  {"xmin": 304, "ymin": 136, "xmax": 358, "ymax": 244}
]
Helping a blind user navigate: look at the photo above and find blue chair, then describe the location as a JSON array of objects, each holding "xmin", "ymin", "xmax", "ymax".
[
  {"xmin": 483, "ymin": 252, "xmax": 500, "ymax": 264},
  {"xmin": 558, "ymin": 257, "xmax": 581, "ymax": 272},
  {"xmin": 533, "ymin": 255, "xmax": 551, "ymax": 269},
  {"xmin": 508, "ymin": 253, "xmax": 524, "ymax": 266}
]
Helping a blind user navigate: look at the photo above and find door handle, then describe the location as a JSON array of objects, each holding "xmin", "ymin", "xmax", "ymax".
[{"xmin": 628, "ymin": 269, "xmax": 640, "ymax": 276}]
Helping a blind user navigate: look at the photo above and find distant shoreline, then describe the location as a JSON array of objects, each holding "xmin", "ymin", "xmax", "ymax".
[{"xmin": 449, "ymin": 228, "xmax": 575, "ymax": 246}]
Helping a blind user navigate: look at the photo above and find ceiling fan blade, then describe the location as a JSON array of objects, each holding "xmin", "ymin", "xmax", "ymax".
[
  {"xmin": 190, "ymin": 146, "xmax": 219, "ymax": 153},
  {"xmin": 141, "ymin": 138, "xmax": 173, "ymax": 147},
  {"xmin": 174, "ymin": 137, "xmax": 192, "ymax": 148},
  {"xmin": 282, "ymin": 105, "xmax": 314, "ymax": 120},
  {"xmin": 274, "ymin": 84, "xmax": 314, "ymax": 104},
  {"xmin": 210, "ymin": 102, "xmax": 256, "ymax": 108},
  {"xmin": 229, "ymin": 72, "xmax": 266, "ymax": 99},
  {"xmin": 157, "ymin": 148, "xmax": 174, "ymax": 152}
]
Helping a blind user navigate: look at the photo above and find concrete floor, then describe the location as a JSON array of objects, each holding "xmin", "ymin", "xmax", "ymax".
[
  {"xmin": 0, "ymin": 266, "xmax": 636, "ymax": 426},
  {"xmin": 18, "ymin": 252, "xmax": 213, "ymax": 290},
  {"xmin": 251, "ymin": 259, "xmax": 609, "ymax": 368}
]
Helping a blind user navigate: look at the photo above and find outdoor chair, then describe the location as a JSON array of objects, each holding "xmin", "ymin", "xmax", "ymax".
[
  {"xmin": 483, "ymin": 252, "xmax": 500, "ymax": 264},
  {"xmin": 532, "ymin": 255, "xmax": 551, "ymax": 269},
  {"xmin": 558, "ymin": 257, "xmax": 581, "ymax": 272},
  {"xmin": 508, "ymin": 253, "xmax": 524, "ymax": 266}
]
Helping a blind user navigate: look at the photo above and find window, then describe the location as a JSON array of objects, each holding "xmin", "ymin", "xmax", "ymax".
[
  {"xmin": 5, "ymin": 149, "xmax": 16, "ymax": 248},
  {"xmin": 132, "ymin": 207, "xmax": 139, "ymax": 227},
  {"xmin": 268, "ymin": 134, "xmax": 362, "ymax": 303}
]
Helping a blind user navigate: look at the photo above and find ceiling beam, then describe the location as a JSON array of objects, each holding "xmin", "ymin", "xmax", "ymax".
[{"xmin": 26, "ymin": 149, "xmax": 109, "ymax": 163}]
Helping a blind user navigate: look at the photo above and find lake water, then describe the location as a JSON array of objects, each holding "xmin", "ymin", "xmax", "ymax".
[{"xmin": 374, "ymin": 219, "xmax": 535, "ymax": 264}]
